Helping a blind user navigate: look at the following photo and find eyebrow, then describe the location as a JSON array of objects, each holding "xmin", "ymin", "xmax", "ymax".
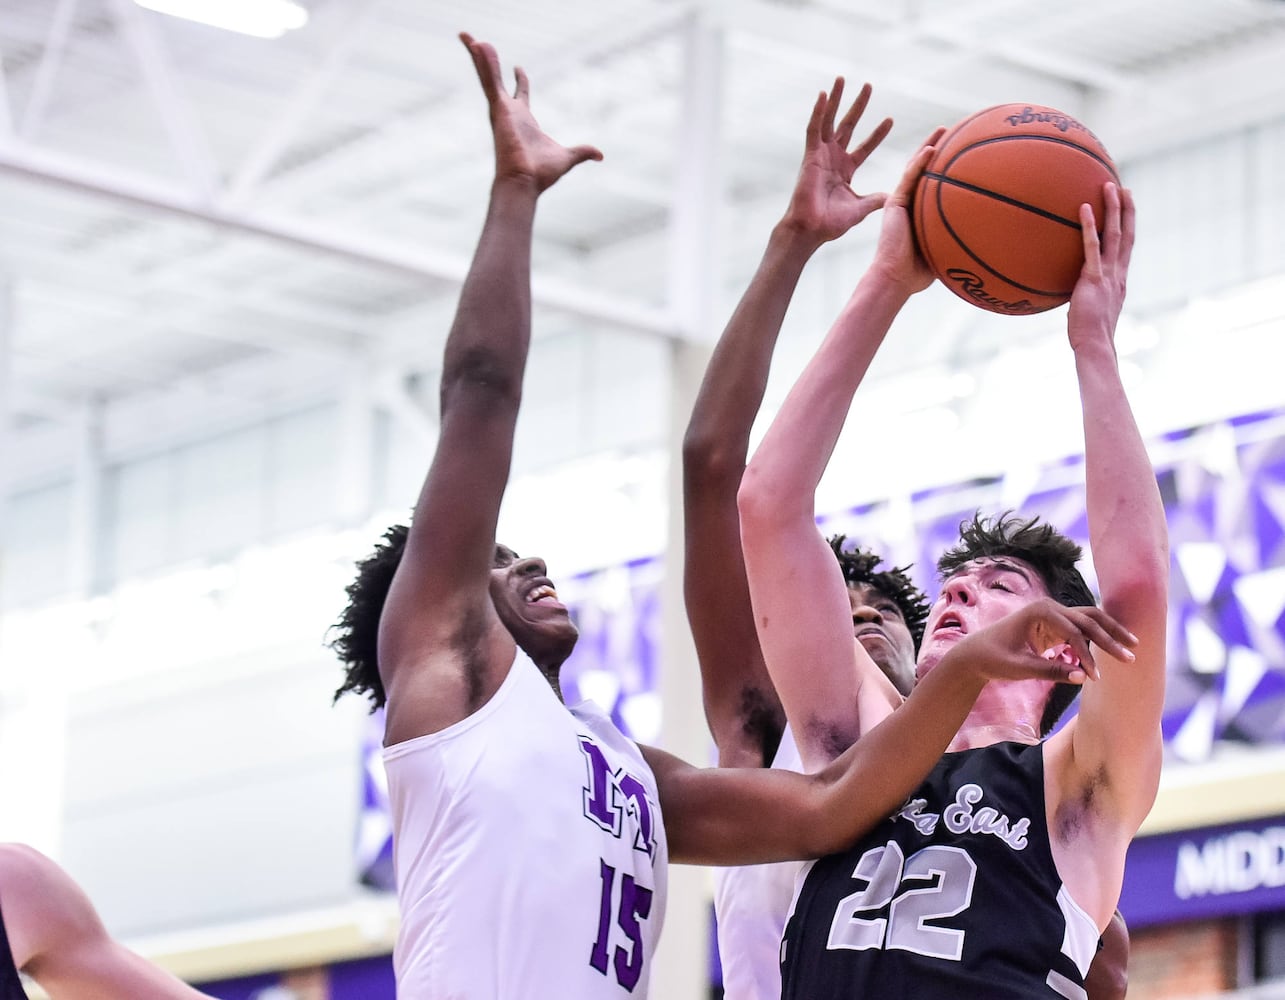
[
  {"xmin": 945, "ymin": 558, "xmax": 1033, "ymax": 585},
  {"xmin": 983, "ymin": 559, "xmax": 1033, "ymax": 583}
]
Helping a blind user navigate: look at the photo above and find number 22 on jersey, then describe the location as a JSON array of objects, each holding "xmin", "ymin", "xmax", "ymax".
[{"xmin": 828, "ymin": 841, "xmax": 978, "ymax": 961}]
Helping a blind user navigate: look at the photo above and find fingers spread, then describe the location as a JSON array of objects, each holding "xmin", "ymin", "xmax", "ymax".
[
  {"xmin": 805, "ymin": 91, "xmax": 827, "ymax": 149},
  {"xmin": 851, "ymin": 116, "xmax": 894, "ymax": 167},
  {"xmin": 568, "ymin": 143, "xmax": 605, "ymax": 165},
  {"xmin": 821, "ymin": 77, "xmax": 844, "ymax": 143},
  {"xmin": 835, "ymin": 81, "xmax": 873, "ymax": 148},
  {"xmin": 460, "ymin": 33, "xmax": 503, "ymax": 103}
]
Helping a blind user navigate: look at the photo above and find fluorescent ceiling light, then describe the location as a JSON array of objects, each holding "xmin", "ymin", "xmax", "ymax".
[{"xmin": 134, "ymin": 0, "xmax": 308, "ymax": 39}]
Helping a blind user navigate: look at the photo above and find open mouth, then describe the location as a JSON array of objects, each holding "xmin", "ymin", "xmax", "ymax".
[
  {"xmin": 524, "ymin": 579, "xmax": 561, "ymax": 605},
  {"xmin": 933, "ymin": 612, "xmax": 965, "ymax": 636}
]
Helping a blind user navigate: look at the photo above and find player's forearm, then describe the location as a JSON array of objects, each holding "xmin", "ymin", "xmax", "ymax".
[
  {"xmin": 440, "ymin": 177, "xmax": 540, "ymax": 407},
  {"xmin": 684, "ymin": 222, "xmax": 820, "ymax": 472},
  {"xmin": 1075, "ymin": 339, "xmax": 1168, "ymax": 611},
  {"xmin": 739, "ymin": 271, "xmax": 910, "ymax": 526},
  {"xmin": 807, "ymin": 656, "xmax": 984, "ymax": 854}
]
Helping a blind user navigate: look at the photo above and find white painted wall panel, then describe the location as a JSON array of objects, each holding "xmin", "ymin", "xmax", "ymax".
[{"xmin": 60, "ymin": 648, "xmax": 368, "ymax": 937}]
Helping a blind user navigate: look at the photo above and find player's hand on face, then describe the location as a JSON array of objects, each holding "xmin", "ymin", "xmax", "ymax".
[
  {"xmin": 783, "ymin": 78, "xmax": 893, "ymax": 243},
  {"xmin": 940, "ymin": 598, "xmax": 1138, "ymax": 686},
  {"xmin": 461, "ymin": 33, "xmax": 603, "ymax": 191},
  {"xmin": 1067, "ymin": 182, "xmax": 1136, "ymax": 350},
  {"xmin": 868, "ymin": 126, "xmax": 946, "ymax": 296}
]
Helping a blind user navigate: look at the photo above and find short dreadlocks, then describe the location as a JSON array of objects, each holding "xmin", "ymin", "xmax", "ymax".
[
  {"xmin": 826, "ymin": 534, "xmax": 931, "ymax": 651},
  {"xmin": 328, "ymin": 523, "xmax": 408, "ymax": 712}
]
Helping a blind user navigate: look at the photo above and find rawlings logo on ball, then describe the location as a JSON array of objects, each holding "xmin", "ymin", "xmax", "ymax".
[
  {"xmin": 944, "ymin": 269, "xmax": 1038, "ymax": 315},
  {"xmin": 1004, "ymin": 106, "xmax": 1097, "ymax": 140}
]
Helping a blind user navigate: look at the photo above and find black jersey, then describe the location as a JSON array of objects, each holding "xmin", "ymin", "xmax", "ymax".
[
  {"xmin": 0, "ymin": 899, "xmax": 30, "ymax": 1000},
  {"xmin": 780, "ymin": 741, "xmax": 1099, "ymax": 1000}
]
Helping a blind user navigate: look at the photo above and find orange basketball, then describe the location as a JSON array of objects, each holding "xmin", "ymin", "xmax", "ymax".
[{"xmin": 913, "ymin": 103, "xmax": 1119, "ymax": 315}]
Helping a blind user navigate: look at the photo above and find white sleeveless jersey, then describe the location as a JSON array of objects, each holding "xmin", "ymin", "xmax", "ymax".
[
  {"xmin": 384, "ymin": 651, "xmax": 668, "ymax": 999},
  {"xmin": 713, "ymin": 725, "xmax": 805, "ymax": 1000}
]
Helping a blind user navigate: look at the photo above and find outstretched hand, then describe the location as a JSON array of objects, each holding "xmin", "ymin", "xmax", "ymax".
[
  {"xmin": 461, "ymin": 33, "xmax": 603, "ymax": 191},
  {"xmin": 783, "ymin": 78, "xmax": 893, "ymax": 243},
  {"xmin": 1068, "ymin": 182, "xmax": 1135, "ymax": 351},
  {"xmin": 867, "ymin": 125, "xmax": 947, "ymax": 296},
  {"xmin": 939, "ymin": 598, "xmax": 1139, "ymax": 687}
]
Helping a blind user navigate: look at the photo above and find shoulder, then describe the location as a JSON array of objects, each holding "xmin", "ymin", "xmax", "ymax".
[{"xmin": 0, "ymin": 844, "xmax": 104, "ymax": 970}]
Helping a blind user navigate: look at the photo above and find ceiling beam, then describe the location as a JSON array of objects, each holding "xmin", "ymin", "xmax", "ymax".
[
  {"xmin": 108, "ymin": 0, "xmax": 221, "ymax": 202},
  {"xmin": 16, "ymin": 0, "xmax": 80, "ymax": 141},
  {"xmin": 0, "ymin": 141, "xmax": 680, "ymax": 340},
  {"xmin": 222, "ymin": 0, "xmax": 381, "ymax": 207}
]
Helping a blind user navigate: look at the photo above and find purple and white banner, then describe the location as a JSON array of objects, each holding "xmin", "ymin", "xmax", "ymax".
[{"xmin": 1121, "ymin": 815, "xmax": 1285, "ymax": 928}]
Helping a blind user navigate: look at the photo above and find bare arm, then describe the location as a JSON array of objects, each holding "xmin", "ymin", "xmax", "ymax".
[
  {"xmin": 0, "ymin": 844, "xmax": 210, "ymax": 1000},
  {"xmin": 1057, "ymin": 185, "xmax": 1168, "ymax": 835},
  {"xmin": 737, "ymin": 131, "xmax": 944, "ymax": 772},
  {"xmin": 684, "ymin": 80, "xmax": 890, "ymax": 767},
  {"xmin": 377, "ymin": 35, "xmax": 601, "ymax": 745},
  {"xmin": 1085, "ymin": 910, "xmax": 1130, "ymax": 1000},
  {"xmin": 649, "ymin": 603, "xmax": 1130, "ymax": 865}
]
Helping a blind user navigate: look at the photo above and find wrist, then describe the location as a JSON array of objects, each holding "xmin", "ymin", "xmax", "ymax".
[
  {"xmin": 852, "ymin": 267, "xmax": 916, "ymax": 312},
  {"xmin": 1071, "ymin": 335, "xmax": 1120, "ymax": 368},
  {"xmin": 491, "ymin": 173, "xmax": 542, "ymax": 199},
  {"xmin": 771, "ymin": 217, "xmax": 828, "ymax": 256}
]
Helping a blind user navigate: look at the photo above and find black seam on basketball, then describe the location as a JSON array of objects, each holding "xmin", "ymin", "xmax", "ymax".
[
  {"xmin": 927, "ymin": 177, "xmax": 1074, "ymax": 300},
  {"xmin": 922, "ymin": 172, "xmax": 1083, "ymax": 231},
  {"xmin": 941, "ymin": 134, "xmax": 1119, "ymax": 183}
]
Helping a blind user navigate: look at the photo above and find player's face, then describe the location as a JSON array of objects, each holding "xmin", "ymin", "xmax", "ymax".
[
  {"xmin": 848, "ymin": 582, "xmax": 916, "ymax": 697},
  {"xmin": 488, "ymin": 544, "xmax": 578, "ymax": 659},
  {"xmin": 916, "ymin": 555, "xmax": 1049, "ymax": 679}
]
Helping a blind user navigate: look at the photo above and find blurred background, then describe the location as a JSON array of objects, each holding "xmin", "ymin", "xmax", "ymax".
[{"xmin": 2, "ymin": 0, "xmax": 1285, "ymax": 997}]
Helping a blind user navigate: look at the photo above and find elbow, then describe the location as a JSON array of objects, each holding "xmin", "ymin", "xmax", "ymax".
[
  {"xmin": 441, "ymin": 348, "xmax": 523, "ymax": 407},
  {"xmin": 794, "ymin": 771, "xmax": 856, "ymax": 858},
  {"xmin": 1101, "ymin": 567, "xmax": 1168, "ymax": 626},
  {"xmin": 737, "ymin": 462, "xmax": 811, "ymax": 533},
  {"xmin": 681, "ymin": 428, "xmax": 745, "ymax": 490}
]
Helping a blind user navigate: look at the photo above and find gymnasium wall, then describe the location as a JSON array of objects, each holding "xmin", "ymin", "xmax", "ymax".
[{"xmin": 0, "ymin": 112, "xmax": 1284, "ymax": 960}]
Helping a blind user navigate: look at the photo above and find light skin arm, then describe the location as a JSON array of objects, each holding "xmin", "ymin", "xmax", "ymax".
[
  {"xmin": 0, "ymin": 844, "xmax": 210, "ymax": 1000},
  {"xmin": 647, "ymin": 602, "xmax": 1130, "ymax": 866},
  {"xmin": 683, "ymin": 79, "xmax": 891, "ymax": 767},
  {"xmin": 1045, "ymin": 185, "xmax": 1168, "ymax": 918},
  {"xmin": 737, "ymin": 130, "xmax": 945, "ymax": 772},
  {"xmin": 377, "ymin": 35, "xmax": 601, "ymax": 745}
]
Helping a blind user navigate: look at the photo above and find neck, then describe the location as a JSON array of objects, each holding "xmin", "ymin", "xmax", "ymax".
[
  {"xmin": 522, "ymin": 643, "xmax": 568, "ymax": 704},
  {"xmin": 948, "ymin": 696, "xmax": 1042, "ymax": 752}
]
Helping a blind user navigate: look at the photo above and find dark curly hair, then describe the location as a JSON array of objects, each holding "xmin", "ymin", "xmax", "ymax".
[
  {"xmin": 826, "ymin": 534, "xmax": 931, "ymax": 652},
  {"xmin": 936, "ymin": 511, "xmax": 1095, "ymax": 736},
  {"xmin": 329, "ymin": 523, "xmax": 409, "ymax": 712}
]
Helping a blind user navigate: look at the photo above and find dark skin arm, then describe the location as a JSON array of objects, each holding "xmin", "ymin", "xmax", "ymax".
[
  {"xmin": 1085, "ymin": 910, "xmax": 1130, "ymax": 1000},
  {"xmin": 377, "ymin": 35, "xmax": 601, "ymax": 747},
  {"xmin": 648, "ymin": 601, "xmax": 1133, "ymax": 866},
  {"xmin": 683, "ymin": 78, "xmax": 891, "ymax": 768}
]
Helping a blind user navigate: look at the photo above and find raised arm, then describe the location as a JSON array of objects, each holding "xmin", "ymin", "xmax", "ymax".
[
  {"xmin": 648, "ymin": 602, "xmax": 1130, "ymax": 865},
  {"xmin": 1057, "ymin": 184, "xmax": 1168, "ymax": 834},
  {"xmin": 0, "ymin": 843, "xmax": 211, "ymax": 1000},
  {"xmin": 684, "ymin": 79, "xmax": 890, "ymax": 768},
  {"xmin": 737, "ymin": 130, "xmax": 944, "ymax": 772},
  {"xmin": 378, "ymin": 35, "xmax": 601, "ymax": 745}
]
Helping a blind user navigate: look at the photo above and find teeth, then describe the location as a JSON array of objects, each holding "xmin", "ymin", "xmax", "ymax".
[{"xmin": 528, "ymin": 585, "xmax": 557, "ymax": 603}]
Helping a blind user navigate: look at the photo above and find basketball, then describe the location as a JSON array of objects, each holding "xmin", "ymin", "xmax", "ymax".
[{"xmin": 913, "ymin": 103, "xmax": 1119, "ymax": 315}]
